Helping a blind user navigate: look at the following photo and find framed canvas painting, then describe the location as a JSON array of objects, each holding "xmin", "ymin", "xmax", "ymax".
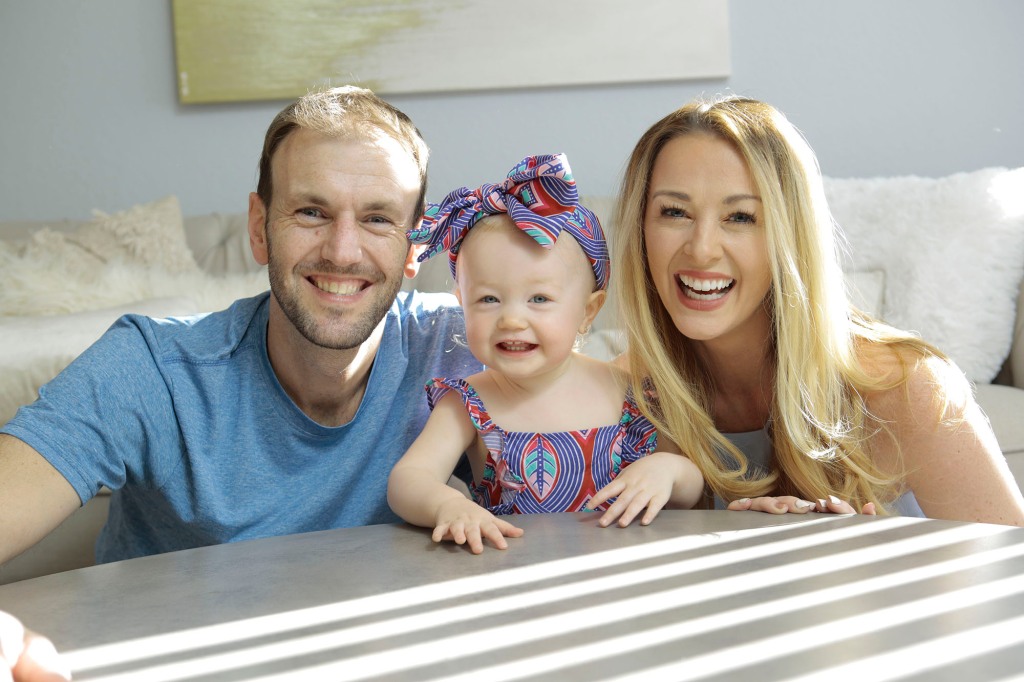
[{"xmin": 172, "ymin": 0, "xmax": 730, "ymax": 103}]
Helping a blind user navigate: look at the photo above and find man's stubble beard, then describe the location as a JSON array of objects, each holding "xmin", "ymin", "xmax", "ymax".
[{"xmin": 265, "ymin": 229, "xmax": 403, "ymax": 351}]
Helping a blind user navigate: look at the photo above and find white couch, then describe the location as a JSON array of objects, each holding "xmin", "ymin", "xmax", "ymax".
[{"xmin": 2, "ymin": 166, "xmax": 1023, "ymax": 583}]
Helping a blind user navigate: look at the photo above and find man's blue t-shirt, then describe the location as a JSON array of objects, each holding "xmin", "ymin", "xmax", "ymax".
[{"xmin": 1, "ymin": 291, "xmax": 479, "ymax": 563}]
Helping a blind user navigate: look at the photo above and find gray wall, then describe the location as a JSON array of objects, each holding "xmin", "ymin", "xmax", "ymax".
[{"xmin": 1, "ymin": 0, "xmax": 1021, "ymax": 222}]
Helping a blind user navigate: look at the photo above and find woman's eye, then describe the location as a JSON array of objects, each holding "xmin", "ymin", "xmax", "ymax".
[
  {"xmin": 660, "ymin": 205, "xmax": 688, "ymax": 219},
  {"xmin": 529, "ymin": 295, "xmax": 549, "ymax": 304},
  {"xmin": 727, "ymin": 211, "xmax": 757, "ymax": 225}
]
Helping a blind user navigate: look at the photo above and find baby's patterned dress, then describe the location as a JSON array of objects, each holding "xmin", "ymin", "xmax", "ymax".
[{"xmin": 426, "ymin": 377, "xmax": 659, "ymax": 514}]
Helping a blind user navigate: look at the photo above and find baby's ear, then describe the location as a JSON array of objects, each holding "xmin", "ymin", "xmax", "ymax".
[
  {"xmin": 403, "ymin": 243, "xmax": 427, "ymax": 279},
  {"xmin": 580, "ymin": 289, "xmax": 607, "ymax": 333}
]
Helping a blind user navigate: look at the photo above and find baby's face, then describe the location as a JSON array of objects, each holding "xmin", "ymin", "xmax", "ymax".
[{"xmin": 455, "ymin": 216, "xmax": 603, "ymax": 381}]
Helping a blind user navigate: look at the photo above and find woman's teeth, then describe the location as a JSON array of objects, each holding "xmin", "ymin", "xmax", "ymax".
[{"xmin": 677, "ymin": 275, "xmax": 735, "ymax": 300}]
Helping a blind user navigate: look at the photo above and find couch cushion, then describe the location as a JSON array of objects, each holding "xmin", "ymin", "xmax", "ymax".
[
  {"xmin": 184, "ymin": 212, "xmax": 266, "ymax": 276},
  {"xmin": 826, "ymin": 167, "xmax": 1024, "ymax": 383},
  {"xmin": 0, "ymin": 196, "xmax": 200, "ymax": 315},
  {"xmin": 975, "ymin": 383, "xmax": 1024, "ymax": 457}
]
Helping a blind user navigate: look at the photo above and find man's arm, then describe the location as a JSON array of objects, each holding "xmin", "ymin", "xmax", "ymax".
[{"xmin": 0, "ymin": 434, "xmax": 81, "ymax": 565}]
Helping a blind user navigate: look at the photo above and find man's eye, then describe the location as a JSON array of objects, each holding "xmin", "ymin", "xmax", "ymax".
[{"xmin": 297, "ymin": 208, "xmax": 324, "ymax": 220}]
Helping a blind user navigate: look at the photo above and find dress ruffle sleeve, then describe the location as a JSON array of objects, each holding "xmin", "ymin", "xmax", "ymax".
[
  {"xmin": 424, "ymin": 377, "xmax": 520, "ymax": 514},
  {"xmin": 613, "ymin": 390, "xmax": 660, "ymax": 473}
]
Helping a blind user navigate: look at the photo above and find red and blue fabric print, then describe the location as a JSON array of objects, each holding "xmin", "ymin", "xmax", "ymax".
[
  {"xmin": 407, "ymin": 153, "xmax": 610, "ymax": 291},
  {"xmin": 425, "ymin": 378, "xmax": 658, "ymax": 514}
]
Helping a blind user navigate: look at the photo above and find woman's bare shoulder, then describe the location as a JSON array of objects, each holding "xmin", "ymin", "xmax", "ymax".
[{"xmin": 856, "ymin": 341, "xmax": 968, "ymax": 422}]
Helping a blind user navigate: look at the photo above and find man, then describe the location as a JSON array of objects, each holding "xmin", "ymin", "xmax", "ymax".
[{"xmin": 0, "ymin": 86, "xmax": 479, "ymax": 565}]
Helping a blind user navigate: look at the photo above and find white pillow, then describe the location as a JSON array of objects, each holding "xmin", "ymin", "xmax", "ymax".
[
  {"xmin": 846, "ymin": 269, "xmax": 885, "ymax": 318},
  {"xmin": 0, "ymin": 196, "xmax": 201, "ymax": 316},
  {"xmin": 0, "ymin": 297, "xmax": 199, "ymax": 426},
  {"xmin": 825, "ymin": 167, "xmax": 1024, "ymax": 382}
]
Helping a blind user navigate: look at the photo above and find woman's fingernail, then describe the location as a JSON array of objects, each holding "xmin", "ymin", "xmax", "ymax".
[
  {"xmin": 829, "ymin": 495, "xmax": 842, "ymax": 505},
  {"xmin": 737, "ymin": 498, "xmax": 750, "ymax": 504},
  {"xmin": 795, "ymin": 499, "xmax": 814, "ymax": 509},
  {"xmin": 818, "ymin": 499, "xmax": 827, "ymax": 508}
]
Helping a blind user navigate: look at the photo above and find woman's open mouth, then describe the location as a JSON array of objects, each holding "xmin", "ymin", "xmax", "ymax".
[{"xmin": 677, "ymin": 274, "xmax": 735, "ymax": 301}]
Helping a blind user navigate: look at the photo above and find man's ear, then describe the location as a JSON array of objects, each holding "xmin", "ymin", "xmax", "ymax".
[
  {"xmin": 580, "ymin": 289, "xmax": 607, "ymax": 334},
  {"xmin": 404, "ymin": 242, "xmax": 426, "ymax": 279},
  {"xmin": 248, "ymin": 192, "xmax": 269, "ymax": 266}
]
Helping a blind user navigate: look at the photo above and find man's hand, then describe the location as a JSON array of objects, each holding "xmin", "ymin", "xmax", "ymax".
[
  {"xmin": 0, "ymin": 611, "xmax": 71, "ymax": 681},
  {"xmin": 432, "ymin": 498, "xmax": 524, "ymax": 554}
]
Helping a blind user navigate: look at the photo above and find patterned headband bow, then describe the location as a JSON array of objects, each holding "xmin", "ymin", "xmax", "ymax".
[{"xmin": 407, "ymin": 153, "xmax": 609, "ymax": 290}]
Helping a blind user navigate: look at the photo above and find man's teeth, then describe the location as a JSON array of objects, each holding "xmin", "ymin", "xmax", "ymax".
[
  {"xmin": 315, "ymin": 279, "xmax": 361, "ymax": 295},
  {"xmin": 677, "ymin": 275, "xmax": 735, "ymax": 300}
]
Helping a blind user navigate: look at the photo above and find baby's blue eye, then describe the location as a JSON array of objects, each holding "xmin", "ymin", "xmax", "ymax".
[
  {"xmin": 530, "ymin": 295, "xmax": 549, "ymax": 304},
  {"xmin": 480, "ymin": 295, "xmax": 499, "ymax": 304}
]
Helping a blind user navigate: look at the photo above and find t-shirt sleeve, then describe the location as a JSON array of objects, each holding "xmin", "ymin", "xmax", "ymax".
[
  {"xmin": 402, "ymin": 292, "xmax": 480, "ymax": 380},
  {"xmin": 0, "ymin": 315, "xmax": 180, "ymax": 504}
]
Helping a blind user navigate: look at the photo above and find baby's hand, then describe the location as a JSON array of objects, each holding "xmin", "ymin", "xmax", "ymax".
[
  {"xmin": 589, "ymin": 453, "xmax": 683, "ymax": 528},
  {"xmin": 432, "ymin": 497, "xmax": 524, "ymax": 554},
  {"xmin": 727, "ymin": 495, "xmax": 877, "ymax": 515}
]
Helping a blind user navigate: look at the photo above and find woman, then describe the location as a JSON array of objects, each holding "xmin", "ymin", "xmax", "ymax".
[{"xmin": 614, "ymin": 96, "xmax": 1024, "ymax": 524}]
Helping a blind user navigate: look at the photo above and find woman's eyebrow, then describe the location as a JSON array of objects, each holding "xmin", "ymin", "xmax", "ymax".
[
  {"xmin": 650, "ymin": 190, "xmax": 761, "ymax": 204},
  {"xmin": 724, "ymin": 194, "xmax": 762, "ymax": 204}
]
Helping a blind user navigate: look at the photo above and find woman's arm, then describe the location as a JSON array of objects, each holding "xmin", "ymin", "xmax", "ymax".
[{"xmin": 868, "ymin": 353, "xmax": 1024, "ymax": 525}]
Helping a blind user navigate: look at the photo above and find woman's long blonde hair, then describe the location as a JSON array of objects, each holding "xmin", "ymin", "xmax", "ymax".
[{"xmin": 615, "ymin": 96, "xmax": 945, "ymax": 510}]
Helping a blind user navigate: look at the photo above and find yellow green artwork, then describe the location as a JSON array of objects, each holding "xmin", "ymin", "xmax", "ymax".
[{"xmin": 172, "ymin": 0, "xmax": 730, "ymax": 104}]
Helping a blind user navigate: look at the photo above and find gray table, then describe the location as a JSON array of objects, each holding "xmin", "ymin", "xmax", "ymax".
[{"xmin": 2, "ymin": 511, "xmax": 1023, "ymax": 681}]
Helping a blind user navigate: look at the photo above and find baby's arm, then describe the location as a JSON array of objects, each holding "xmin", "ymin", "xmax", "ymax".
[
  {"xmin": 589, "ymin": 436, "xmax": 704, "ymax": 527},
  {"xmin": 387, "ymin": 393, "xmax": 524, "ymax": 553}
]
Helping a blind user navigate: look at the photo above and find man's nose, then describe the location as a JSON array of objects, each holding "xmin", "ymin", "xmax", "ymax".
[{"xmin": 321, "ymin": 216, "xmax": 363, "ymax": 266}]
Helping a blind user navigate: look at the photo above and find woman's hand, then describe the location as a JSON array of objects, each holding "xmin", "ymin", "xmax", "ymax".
[
  {"xmin": 727, "ymin": 495, "xmax": 877, "ymax": 515},
  {"xmin": 432, "ymin": 497, "xmax": 524, "ymax": 554},
  {"xmin": 0, "ymin": 611, "xmax": 71, "ymax": 681}
]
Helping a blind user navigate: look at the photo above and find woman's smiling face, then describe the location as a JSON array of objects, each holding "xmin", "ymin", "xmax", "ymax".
[{"xmin": 643, "ymin": 132, "xmax": 772, "ymax": 349}]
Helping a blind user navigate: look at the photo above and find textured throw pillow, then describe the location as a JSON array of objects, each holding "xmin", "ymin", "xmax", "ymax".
[
  {"xmin": 41, "ymin": 195, "xmax": 193, "ymax": 271},
  {"xmin": 0, "ymin": 196, "xmax": 201, "ymax": 315},
  {"xmin": 845, "ymin": 269, "xmax": 885, "ymax": 319},
  {"xmin": 825, "ymin": 167, "xmax": 1024, "ymax": 382}
]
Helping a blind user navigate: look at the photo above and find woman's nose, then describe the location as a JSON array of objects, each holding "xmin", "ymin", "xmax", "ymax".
[{"xmin": 682, "ymin": 220, "xmax": 722, "ymax": 264}]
